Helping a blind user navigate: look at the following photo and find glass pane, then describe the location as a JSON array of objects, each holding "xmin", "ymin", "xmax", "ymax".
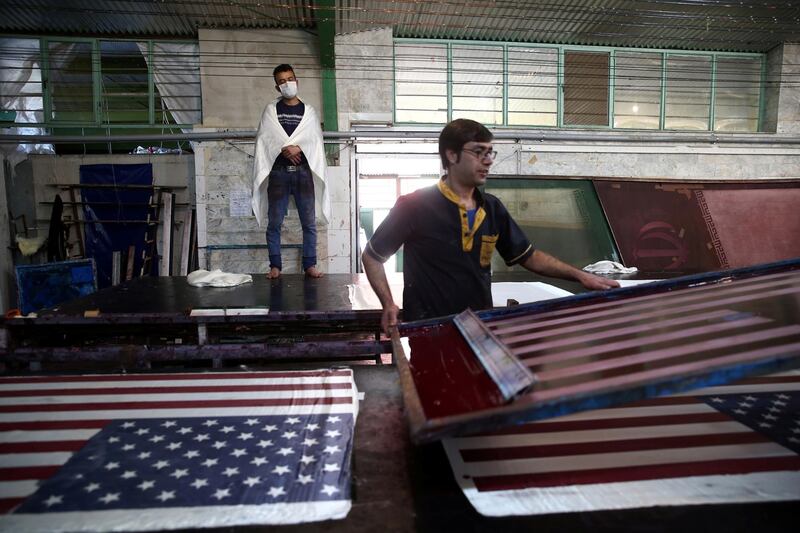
[
  {"xmin": 564, "ymin": 51, "xmax": 609, "ymax": 126},
  {"xmin": 714, "ymin": 57, "xmax": 761, "ymax": 132},
  {"xmin": 359, "ymin": 178, "xmax": 398, "ymax": 209},
  {"xmin": 508, "ymin": 47, "xmax": 558, "ymax": 127},
  {"xmin": 395, "ymin": 43, "xmax": 448, "ymax": 123},
  {"xmin": 100, "ymin": 41, "xmax": 149, "ymax": 123},
  {"xmin": 614, "ymin": 52, "xmax": 661, "ymax": 129},
  {"xmin": 485, "ymin": 179, "xmax": 620, "ymax": 272},
  {"xmin": 358, "ymin": 157, "xmax": 439, "ymax": 176},
  {"xmin": 0, "ymin": 38, "xmax": 45, "ymax": 123},
  {"xmin": 154, "ymin": 91, "xmax": 177, "ymax": 125},
  {"xmin": 48, "ymin": 41, "xmax": 94, "ymax": 122},
  {"xmin": 665, "ymin": 55, "xmax": 711, "ymax": 130},
  {"xmin": 451, "ymin": 45, "xmax": 503, "ymax": 125},
  {"xmin": 151, "ymin": 42, "xmax": 201, "ymax": 126},
  {"xmin": 400, "ymin": 177, "xmax": 438, "ymax": 196}
]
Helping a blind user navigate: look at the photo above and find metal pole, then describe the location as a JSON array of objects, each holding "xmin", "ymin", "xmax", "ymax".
[{"xmin": 3, "ymin": 130, "xmax": 800, "ymax": 145}]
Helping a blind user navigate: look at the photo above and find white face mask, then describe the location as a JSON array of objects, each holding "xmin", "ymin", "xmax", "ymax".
[{"xmin": 279, "ymin": 81, "xmax": 298, "ymax": 99}]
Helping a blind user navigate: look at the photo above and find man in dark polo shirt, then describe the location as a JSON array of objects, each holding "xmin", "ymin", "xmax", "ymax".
[{"xmin": 362, "ymin": 118, "xmax": 619, "ymax": 333}]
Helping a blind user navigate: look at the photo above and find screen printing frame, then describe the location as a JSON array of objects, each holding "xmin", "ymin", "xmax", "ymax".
[{"xmin": 394, "ymin": 258, "xmax": 800, "ymax": 444}]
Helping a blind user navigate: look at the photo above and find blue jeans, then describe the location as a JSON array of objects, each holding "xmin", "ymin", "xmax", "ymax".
[{"xmin": 266, "ymin": 164, "xmax": 317, "ymax": 271}]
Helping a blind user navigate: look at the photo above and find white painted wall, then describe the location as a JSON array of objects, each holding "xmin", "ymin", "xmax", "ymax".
[
  {"xmin": 199, "ymin": 28, "xmax": 323, "ymax": 129},
  {"xmin": 335, "ymin": 27, "xmax": 394, "ymax": 130}
]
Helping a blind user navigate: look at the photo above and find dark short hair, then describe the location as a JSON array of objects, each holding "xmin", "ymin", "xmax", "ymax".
[
  {"xmin": 438, "ymin": 119, "xmax": 493, "ymax": 169},
  {"xmin": 273, "ymin": 64, "xmax": 294, "ymax": 83}
]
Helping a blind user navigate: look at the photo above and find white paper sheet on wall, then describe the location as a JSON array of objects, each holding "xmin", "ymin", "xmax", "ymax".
[{"xmin": 229, "ymin": 189, "xmax": 252, "ymax": 217}]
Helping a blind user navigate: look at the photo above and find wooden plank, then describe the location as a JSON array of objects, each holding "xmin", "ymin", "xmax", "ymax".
[
  {"xmin": 125, "ymin": 245, "xmax": 135, "ymax": 281},
  {"xmin": 178, "ymin": 209, "xmax": 192, "ymax": 276},
  {"xmin": 111, "ymin": 251, "xmax": 121, "ymax": 286},
  {"xmin": 159, "ymin": 193, "xmax": 174, "ymax": 277},
  {"xmin": 66, "ymin": 187, "xmax": 85, "ymax": 258},
  {"xmin": 140, "ymin": 190, "xmax": 162, "ymax": 277}
]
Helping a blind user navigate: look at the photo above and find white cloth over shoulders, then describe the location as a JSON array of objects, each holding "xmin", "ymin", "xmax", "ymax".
[{"xmin": 251, "ymin": 98, "xmax": 329, "ymax": 226}]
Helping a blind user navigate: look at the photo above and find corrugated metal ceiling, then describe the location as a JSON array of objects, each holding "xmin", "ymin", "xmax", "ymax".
[
  {"xmin": 0, "ymin": 0, "xmax": 316, "ymax": 37},
  {"xmin": 0, "ymin": 1, "xmax": 798, "ymax": 52}
]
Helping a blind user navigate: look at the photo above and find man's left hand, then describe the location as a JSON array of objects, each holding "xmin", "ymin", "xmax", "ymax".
[
  {"xmin": 281, "ymin": 145, "xmax": 303, "ymax": 165},
  {"xmin": 577, "ymin": 272, "xmax": 621, "ymax": 291}
]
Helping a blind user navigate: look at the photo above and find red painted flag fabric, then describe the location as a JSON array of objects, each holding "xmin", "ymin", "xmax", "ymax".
[{"xmin": 444, "ymin": 371, "xmax": 800, "ymax": 516}]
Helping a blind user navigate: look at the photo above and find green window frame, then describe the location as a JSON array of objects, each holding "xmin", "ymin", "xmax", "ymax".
[
  {"xmin": 393, "ymin": 38, "xmax": 764, "ymax": 133},
  {"xmin": 14, "ymin": 36, "xmax": 200, "ymax": 129}
]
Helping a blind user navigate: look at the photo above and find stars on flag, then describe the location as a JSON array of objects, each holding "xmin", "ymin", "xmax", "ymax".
[
  {"xmin": 17, "ymin": 413, "xmax": 353, "ymax": 514},
  {"xmin": 156, "ymin": 490, "xmax": 175, "ymax": 502},
  {"xmin": 320, "ymin": 485, "xmax": 339, "ymax": 496},
  {"xmin": 267, "ymin": 486, "xmax": 286, "ymax": 498},
  {"xmin": 702, "ymin": 390, "xmax": 799, "ymax": 454},
  {"xmin": 190, "ymin": 478, "xmax": 208, "ymax": 489}
]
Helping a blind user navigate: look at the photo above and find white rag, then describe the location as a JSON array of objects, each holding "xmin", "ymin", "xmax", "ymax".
[
  {"xmin": 15, "ymin": 235, "xmax": 46, "ymax": 256},
  {"xmin": 582, "ymin": 260, "xmax": 638, "ymax": 274},
  {"xmin": 187, "ymin": 269, "xmax": 253, "ymax": 288},
  {"xmin": 251, "ymin": 98, "xmax": 329, "ymax": 227}
]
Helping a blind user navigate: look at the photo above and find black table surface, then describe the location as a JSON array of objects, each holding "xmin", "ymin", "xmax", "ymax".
[
  {"xmin": 39, "ymin": 270, "xmax": 669, "ymax": 317},
  {"xmin": 40, "ymin": 274, "xmax": 369, "ymax": 316},
  {"xmin": 29, "ymin": 249, "xmax": 702, "ymax": 318}
]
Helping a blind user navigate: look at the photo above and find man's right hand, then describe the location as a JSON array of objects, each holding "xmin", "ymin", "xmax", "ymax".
[
  {"xmin": 381, "ymin": 303, "xmax": 401, "ymax": 336},
  {"xmin": 281, "ymin": 145, "xmax": 303, "ymax": 165}
]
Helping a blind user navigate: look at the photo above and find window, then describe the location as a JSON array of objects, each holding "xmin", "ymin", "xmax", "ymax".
[
  {"xmin": 563, "ymin": 51, "xmax": 609, "ymax": 126},
  {"xmin": 715, "ymin": 57, "xmax": 761, "ymax": 132},
  {"xmin": 100, "ymin": 41, "xmax": 150, "ymax": 124},
  {"xmin": 356, "ymin": 147, "xmax": 440, "ymax": 273},
  {"xmin": 0, "ymin": 38, "xmax": 45, "ymax": 124},
  {"xmin": 393, "ymin": 39, "xmax": 764, "ymax": 133},
  {"xmin": 47, "ymin": 41, "xmax": 94, "ymax": 123},
  {"xmin": 665, "ymin": 55, "xmax": 712, "ymax": 130},
  {"xmin": 508, "ymin": 47, "xmax": 558, "ymax": 126},
  {"xmin": 614, "ymin": 52, "xmax": 661, "ymax": 129},
  {"xmin": 2, "ymin": 37, "xmax": 200, "ymax": 128},
  {"xmin": 451, "ymin": 45, "xmax": 503, "ymax": 125},
  {"xmin": 394, "ymin": 43, "xmax": 448, "ymax": 124}
]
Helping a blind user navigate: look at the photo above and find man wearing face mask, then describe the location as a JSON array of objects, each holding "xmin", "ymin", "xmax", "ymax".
[{"xmin": 252, "ymin": 64, "xmax": 328, "ymax": 278}]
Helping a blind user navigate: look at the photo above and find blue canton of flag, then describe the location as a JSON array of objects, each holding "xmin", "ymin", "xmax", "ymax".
[
  {"xmin": 701, "ymin": 390, "xmax": 800, "ymax": 454},
  {"xmin": 16, "ymin": 414, "xmax": 353, "ymax": 513}
]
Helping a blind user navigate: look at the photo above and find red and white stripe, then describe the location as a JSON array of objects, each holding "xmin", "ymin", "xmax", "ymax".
[
  {"xmin": 444, "ymin": 372, "xmax": 800, "ymax": 516},
  {"xmin": 0, "ymin": 370, "xmax": 358, "ymax": 514}
]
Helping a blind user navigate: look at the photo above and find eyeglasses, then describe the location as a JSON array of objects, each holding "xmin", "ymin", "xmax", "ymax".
[{"xmin": 461, "ymin": 147, "xmax": 498, "ymax": 161}]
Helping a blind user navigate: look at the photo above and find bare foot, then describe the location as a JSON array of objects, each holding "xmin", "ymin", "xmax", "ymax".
[
  {"xmin": 268, "ymin": 267, "xmax": 281, "ymax": 279},
  {"xmin": 304, "ymin": 266, "xmax": 323, "ymax": 278}
]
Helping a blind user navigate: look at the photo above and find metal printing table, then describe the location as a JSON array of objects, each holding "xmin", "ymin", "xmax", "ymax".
[
  {"xmin": 0, "ymin": 270, "xmax": 680, "ymax": 371},
  {"xmin": 0, "ymin": 274, "xmax": 389, "ymax": 370}
]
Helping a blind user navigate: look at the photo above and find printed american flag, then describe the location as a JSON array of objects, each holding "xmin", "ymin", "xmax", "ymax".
[
  {"xmin": 443, "ymin": 371, "xmax": 800, "ymax": 516},
  {"xmin": 0, "ymin": 369, "xmax": 358, "ymax": 531}
]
